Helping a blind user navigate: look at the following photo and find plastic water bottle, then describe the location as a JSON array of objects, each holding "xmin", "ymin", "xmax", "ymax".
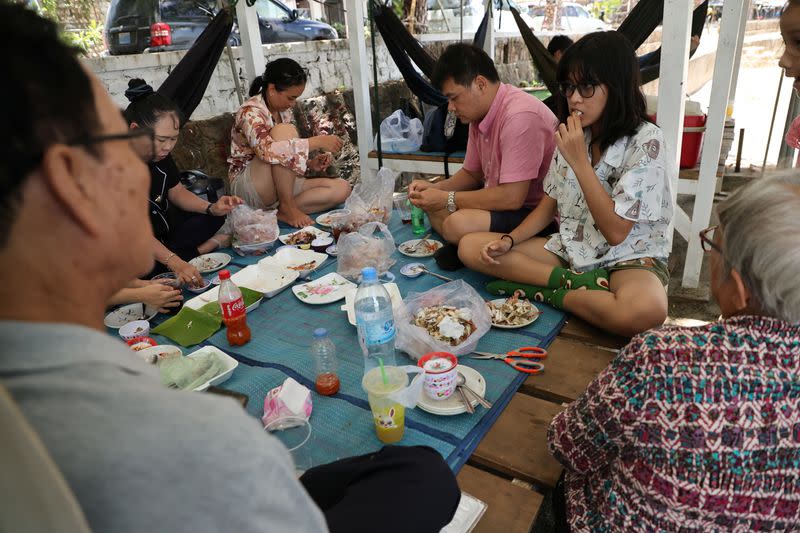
[
  {"xmin": 411, "ymin": 204, "xmax": 426, "ymax": 236},
  {"xmin": 218, "ymin": 269, "xmax": 251, "ymax": 346},
  {"xmin": 354, "ymin": 267, "xmax": 397, "ymax": 372},
  {"xmin": 311, "ymin": 328, "xmax": 339, "ymax": 396}
]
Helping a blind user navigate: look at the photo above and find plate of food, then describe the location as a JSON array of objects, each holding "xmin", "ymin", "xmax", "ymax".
[
  {"xmin": 292, "ymin": 272, "xmax": 356, "ymax": 305},
  {"xmin": 315, "ymin": 209, "xmax": 350, "ymax": 228},
  {"xmin": 189, "ymin": 252, "xmax": 231, "ymax": 274},
  {"xmin": 398, "ymin": 238, "xmax": 443, "ymax": 258},
  {"xmin": 259, "ymin": 247, "xmax": 327, "ymax": 279},
  {"xmin": 104, "ymin": 303, "xmax": 158, "ymax": 329},
  {"xmin": 486, "ymin": 290, "xmax": 541, "ymax": 329},
  {"xmin": 278, "ymin": 226, "xmax": 330, "ymax": 248},
  {"xmin": 417, "ymin": 365, "xmax": 486, "ymax": 416},
  {"xmin": 412, "ymin": 305, "xmax": 478, "ymax": 346}
]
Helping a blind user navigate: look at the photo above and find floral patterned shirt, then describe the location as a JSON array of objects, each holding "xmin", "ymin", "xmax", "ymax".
[
  {"xmin": 228, "ymin": 94, "xmax": 310, "ymax": 184},
  {"xmin": 548, "ymin": 315, "xmax": 800, "ymax": 532},
  {"xmin": 543, "ymin": 121, "xmax": 674, "ymax": 271}
]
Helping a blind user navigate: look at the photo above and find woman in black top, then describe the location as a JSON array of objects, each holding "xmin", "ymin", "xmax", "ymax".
[{"xmin": 124, "ymin": 79, "xmax": 242, "ymax": 285}]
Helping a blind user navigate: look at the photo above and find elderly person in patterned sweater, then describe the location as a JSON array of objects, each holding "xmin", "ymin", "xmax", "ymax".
[{"xmin": 547, "ymin": 174, "xmax": 800, "ymax": 532}]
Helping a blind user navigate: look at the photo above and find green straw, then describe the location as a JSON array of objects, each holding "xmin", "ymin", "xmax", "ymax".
[{"xmin": 378, "ymin": 357, "xmax": 388, "ymax": 385}]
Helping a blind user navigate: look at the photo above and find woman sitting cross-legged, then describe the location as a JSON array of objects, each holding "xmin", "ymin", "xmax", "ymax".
[
  {"xmin": 228, "ymin": 58, "xmax": 351, "ymax": 228},
  {"xmin": 458, "ymin": 31, "xmax": 674, "ymax": 337},
  {"xmin": 547, "ymin": 174, "xmax": 800, "ymax": 532}
]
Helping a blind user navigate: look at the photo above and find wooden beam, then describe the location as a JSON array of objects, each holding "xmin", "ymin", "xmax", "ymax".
[{"xmin": 558, "ymin": 317, "xmax": 629, "ymax": 350}]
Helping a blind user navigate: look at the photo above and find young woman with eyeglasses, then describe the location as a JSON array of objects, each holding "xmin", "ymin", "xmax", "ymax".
[
  {"xmin": 459, "ymin": 31, "xmax": 675, "ymax": 337},
  {"xmin": 228, "ymin": 58, "xmax": 351, "ymax": 228},
  {"xmin": 123, "ymin": 79, "xmax": 243, "ymax": 287}
]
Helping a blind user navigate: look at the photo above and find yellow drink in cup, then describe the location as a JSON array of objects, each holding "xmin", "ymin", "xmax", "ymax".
[{"xmin": 362, "ymin": 366, "xmax": 408, "ymax": 444}]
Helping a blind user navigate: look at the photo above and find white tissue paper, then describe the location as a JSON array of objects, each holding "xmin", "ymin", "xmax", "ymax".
[{"xmin": 262, "ymin": 377, "xmax": 313, "ymax": 429}]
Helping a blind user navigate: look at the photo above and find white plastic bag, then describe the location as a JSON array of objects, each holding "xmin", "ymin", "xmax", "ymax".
[
  {"xmin": 337, "ymin": 222, "xmax": 396, "ymax": 281},
  {"xmin": 230, "ymin": 205, "xmax": 279, "ymax": 245},
  {"xmin": 344, "ymin": 167, "xmax": 396, "ymax": 227},
  {"xmin": 374, "ymin": 110, "xmax": 423, "ymax": 153},
  {"xmin": 396, "ymin": 280, "xmax": 491, "ymax": 360}
]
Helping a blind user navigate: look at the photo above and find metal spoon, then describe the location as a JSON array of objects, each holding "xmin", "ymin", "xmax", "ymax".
[
  {"xmin": 411, "ymin": 265, "xmax": 454, "ymax": 282},
  {"xmin": 457, "ymin": 372, "xmax": 493, "ymax": 409},
  {"xmin": 456, "ymin": 384, "xmax": 474, "ymax": 414}
]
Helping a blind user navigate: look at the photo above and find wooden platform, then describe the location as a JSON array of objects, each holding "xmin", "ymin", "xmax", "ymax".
[{"xmin": 461, "ymin": 316, "xmax": 629, "ymax": 532}]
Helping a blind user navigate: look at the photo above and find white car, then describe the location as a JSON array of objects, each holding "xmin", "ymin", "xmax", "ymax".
[
  {"xmin": 426, "ymin": 0, "xmax": 538, "ymax": 35},
  {"xmin": 529, "ymin": 2, "xmax": 610, "ymax": 33}
]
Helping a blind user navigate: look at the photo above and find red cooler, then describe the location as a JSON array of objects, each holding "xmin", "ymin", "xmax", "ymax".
[{"xmin": 649, "ymin": 114, "xmax": 707, "ymax": 169}]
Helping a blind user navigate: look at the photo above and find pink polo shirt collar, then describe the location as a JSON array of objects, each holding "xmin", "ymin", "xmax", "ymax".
[{"xmin": 476, "ymin": 83, "xmax": 510, "ymax": 136}]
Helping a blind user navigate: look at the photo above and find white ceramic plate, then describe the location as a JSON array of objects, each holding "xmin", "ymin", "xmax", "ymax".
[
  {"xmin": 398, "ymin": 238, "xmax": 444, "ymax": 258},
  {"xmin": 185, "ymin": 345, "xmax": 239, "ymax": 392},
  {"xmin": 292, "ymin": 272, "xmax": 356, "ymax": 305},
  {"xmin": 417, "ymin": 366, "xmax": 486, "ymax": 416},
  {"xmin": 278, "ymin": 226, "xmax": 331, "ymax": 247},
  {"xmin": 259, "ymin": 247, "xmax": 327, "ymax": 279},
  {"xmin": 316, "ymin": 209, "xmax": 350, "ymax": 228},
  {"xmin": 104, "ymin": 303, "xmax": 158, "ymax": 329},
  {"xmin": 487, "ymin": 298, "xmax": 541, "ymax": 329},
  {"xmin": 340, "ymin": 282, "xmax": 403, "ymax": 326},
  {"xmin": 189, "ymin": 252, "xmax": 231, "ymax": 274}
]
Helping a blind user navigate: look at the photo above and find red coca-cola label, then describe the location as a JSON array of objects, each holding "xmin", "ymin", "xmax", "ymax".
[{"xmin": 221, "ymin": 298, "xmax": 246, "ymax": 320}]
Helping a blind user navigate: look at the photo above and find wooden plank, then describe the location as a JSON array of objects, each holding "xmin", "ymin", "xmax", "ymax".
[
  {"xmin": 470, "ymin": 394, "xmax": 564, "ymax": 488},
  {"xmin": 457, "ymin": 465, "xmax": 544, "ymax": 533},
  {"xmin": 367, "ymin": 150, "xmax": 465, "ymax": 163},
  {"xmin": 520, "ymin": 337, "xmax": 617, "ymax": 404},
  {"xmin": 559, "ymin": 316, "xmax": 629, "ymax": 350}
]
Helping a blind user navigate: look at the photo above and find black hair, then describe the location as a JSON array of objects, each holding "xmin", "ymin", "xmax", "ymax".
[
  {"xmin": 122, "ymin": 79, "xmax": 182, "ymax": 129},
  {"xmin": 248, "ymin": 58, "xmax": 308, "ymax": 98},
  {"xmin": 0, "ymin": 3, "xmax": 101, "ymax": 247},
  {"xmin": 547, "ymin": 35, "xmax": 574, "ymax": 56},
  {"xmin": 431, "ymin": 43, "xmax": 500, "ymax": 90},
  {"xmin": 556, "ymin": 31, "xmax": 648, "ymax": 154}
]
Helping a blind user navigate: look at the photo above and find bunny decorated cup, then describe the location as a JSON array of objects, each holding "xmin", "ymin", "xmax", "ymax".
[{"xmin": 418, "ymin": 352, "xmax": 458, "ymax": 400}]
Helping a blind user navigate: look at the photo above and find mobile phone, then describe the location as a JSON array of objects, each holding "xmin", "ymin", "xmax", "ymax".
[{"xmin": 206, "ymin": 386, "xmax": 249, "ymax": 408}]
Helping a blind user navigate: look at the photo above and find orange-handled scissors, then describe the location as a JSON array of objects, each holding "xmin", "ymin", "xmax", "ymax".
[{"xmin": 468, "ymin": 347, "xmax": 547, "ymax": 374}]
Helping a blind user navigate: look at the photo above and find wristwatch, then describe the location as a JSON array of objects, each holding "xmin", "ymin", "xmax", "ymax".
[
  {"xmin": 446, "ymin": 191, "xmax": 457, "ymax": 213},
  {"xmin": 205, "ymin": 203, "xmax": 214, "ymax": 216}
]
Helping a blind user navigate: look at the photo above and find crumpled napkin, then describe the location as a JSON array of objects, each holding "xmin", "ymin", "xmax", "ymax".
[{"xmin": 262, "ymin": 377, "xmax": 313, "ymax": 429}]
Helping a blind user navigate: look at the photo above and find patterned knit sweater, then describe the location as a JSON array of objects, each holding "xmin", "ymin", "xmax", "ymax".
[{"xmin": 547, "ymin": 316, "xmax": 800, "ymax": 532}]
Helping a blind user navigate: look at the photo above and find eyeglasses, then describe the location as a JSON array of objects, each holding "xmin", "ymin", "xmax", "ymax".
[
  {"xmin": 699, "ymin": 225, "xmax": 723, "ymax": 254},
  {"xmin": 68, "ymin": 126, "xmax": 156, "ymax": 163},
  {"xmin": 558, "ymin": 82, "xmax": 597, "ymax": 99}
]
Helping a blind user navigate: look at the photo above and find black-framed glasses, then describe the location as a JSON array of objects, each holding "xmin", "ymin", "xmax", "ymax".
[
  {"xmin": 699, "ymin": 225, "xmax": 722, "ymax": 254},
  {"xmin": 559, "ymin": 82, "xmax": 597, "ymax": 99},
  {"xmin": 68, "ymin": 126, "xmax": 155, "ymax": 163}
]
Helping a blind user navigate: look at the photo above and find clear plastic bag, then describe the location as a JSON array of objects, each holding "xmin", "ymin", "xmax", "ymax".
[
  {"xmin": 336, "ymin": 222, "xmax": 396, "ymax": 281},
  {"xmin": 374, "ymin": 110, "xmax": 424, "ymax": 154},
  {"xmin": 344, "ymin": 167, "xmax": 396, "ymax": 228},
  {"xmin": 229, "ymin": 205, "xmax": 279, "ymax": 248},
  {"xmin": 396, "ymin": 280, "xmax": 492, "ymax": 360}
]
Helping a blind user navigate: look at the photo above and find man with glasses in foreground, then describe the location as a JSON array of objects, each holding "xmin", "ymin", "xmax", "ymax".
[
  {"xmin": 546, "ymin": 175, "xmax": 800, "ymax": 531},
  {"xmin": 0, "ymin": 5, "xmax": 458, "ymax": 532},
  {"xmin": 408, "ymin": 43, "xmax": 559, "ymax": 270}
]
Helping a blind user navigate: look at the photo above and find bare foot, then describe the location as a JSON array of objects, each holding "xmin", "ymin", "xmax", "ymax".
[{"xmin": 278, "ymin": 208, "xmax": 313, "ymax": 228}]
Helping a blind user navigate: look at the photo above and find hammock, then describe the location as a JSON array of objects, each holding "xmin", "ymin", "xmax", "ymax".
[
  {"xmin": 157, "ymin": 7, "xmax": 234, "ymax": 126},
  {"xmin": 639, "ymin": 1, "xmax": 709, "ymax": 85}
]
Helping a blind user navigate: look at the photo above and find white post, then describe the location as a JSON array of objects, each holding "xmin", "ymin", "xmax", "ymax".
[
  {"xmin": 656, "ymin": 0, "xmax": 692, "ymax": 243},
  {"xmin": 727, "ymin": 0, "xmax": 751, "ymax": 103},
  {"xmin": 235, "ymin": 1, "xmax": 266, "ymax": 85},
  {"xmin": 681, "ymin": 0, "xmax": 747, "ymax": 288},
  {"xmin": 484, "ymin": 0, "xmax": 494, "ymax": 60},
  {"xmin": 346, "ymin": 0, "xmax": 374, "ymax": 178}
]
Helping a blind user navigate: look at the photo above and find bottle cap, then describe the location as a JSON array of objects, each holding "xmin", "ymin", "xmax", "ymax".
[
  {"xmin": 218, "ymin": 269, "xmax": 231, "ymax": 280},
  {"xmin": 361, "ymin": 267, "xmax": 377, "ymax": 281},
  {"xmin": 313, "ymin": 328, "xmax": 327, "ymax": 338}
]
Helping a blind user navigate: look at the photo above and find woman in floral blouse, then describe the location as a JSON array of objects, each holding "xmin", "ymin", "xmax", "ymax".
[
  {"xmin": 228, "ymin": 58, "xmax": 351, "ymax": 228},
  {"xmin": 458, "ymin": 32, "xmax": 674, "ymax": 336},
  {"xmin": 548, "ymin": 174, "xmax": 800, "ymax": 532}
]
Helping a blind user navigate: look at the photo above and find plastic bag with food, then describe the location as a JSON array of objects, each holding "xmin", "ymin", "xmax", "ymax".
[
  {"xmin": 337, "ymin": 222, "xmax": 396, "ymax": 281},
  {"xmin": 344, "ymin": 167, "xmax": 396, "ymax": 227},
  {"xmin": 396, "ymin": 280, "xmax": 491, "ymax": 360},
  {"xmin": 229, "ymin": 205, "xmax": 279, "ymax": 255}
]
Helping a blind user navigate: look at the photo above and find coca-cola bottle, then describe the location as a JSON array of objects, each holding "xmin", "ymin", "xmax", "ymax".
[{"xmin": 218, "ymin": 269, "xmax": 251, "ymax": 346}]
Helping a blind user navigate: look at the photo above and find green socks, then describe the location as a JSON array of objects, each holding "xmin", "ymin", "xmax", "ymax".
[
  {"xmin": 547, "ymin": 267, "xmax": 610, "ymax": 290},
  {"xmin": 486, "ymin": 280, "xmax": 569, "ymax": 309}
]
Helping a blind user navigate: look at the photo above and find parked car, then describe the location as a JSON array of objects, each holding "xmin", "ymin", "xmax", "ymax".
[
  {"xmin": 105, "ymin": 0, "xmax": 338, "ymax": 55},
  {"xmin": 529, "ymin": 2, "xmax": 610, "ymax": 33},
  {"xmin": 426, "ymin": 0, "xmax": 537, "ymax": 34}
]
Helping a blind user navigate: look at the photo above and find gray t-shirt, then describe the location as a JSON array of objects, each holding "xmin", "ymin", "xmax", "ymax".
[{"xmin": 0, "ymin": 321, "xmax": 328, "ymax": 533}]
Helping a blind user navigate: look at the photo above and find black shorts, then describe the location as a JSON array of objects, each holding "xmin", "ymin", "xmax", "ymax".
[{"xmin": 489, "ymin": 207, "xmax": 558, "ymax": 237}]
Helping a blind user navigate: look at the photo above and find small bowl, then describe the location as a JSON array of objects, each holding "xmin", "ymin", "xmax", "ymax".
[
  {"xmin": 136, "ymin": 344, "xmax": 182, "ymax": 364},
  {"xmin": 119, "ymin": 320, "xmax": 151, "ymax": 341},
  {"xmin": 311, "ymin": 236, "xmax": 334, "ymax": 253},
  {"xmin": 400, "ymin": 262, "xmax": 425, "ymax": 278},
  {"xmin": 233, "ymin": 239, "xmax": 276, "ymax": 257},
  {"xmin": 418, "ymin": 352, "xmax": 458, "ymax": 401},
  {"xmin": 151, "ymin": 272, "xmax": 182, "ymax": 288},
  {"xmin": 126, "ymin": 336, "xmax": 158, "ymax": 352},
  {"xmin": 325, "ymin": 244, "xmax": 338, "ymax": 256},
  {"xmin": 186, "ymin": 278, "xmax": 212, "ymax": 293}
]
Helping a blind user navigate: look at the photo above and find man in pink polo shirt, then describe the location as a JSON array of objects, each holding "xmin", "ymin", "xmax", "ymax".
[{"xmin": 409, "ymin": 43, "xmax": 558, "ymax": 270}]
